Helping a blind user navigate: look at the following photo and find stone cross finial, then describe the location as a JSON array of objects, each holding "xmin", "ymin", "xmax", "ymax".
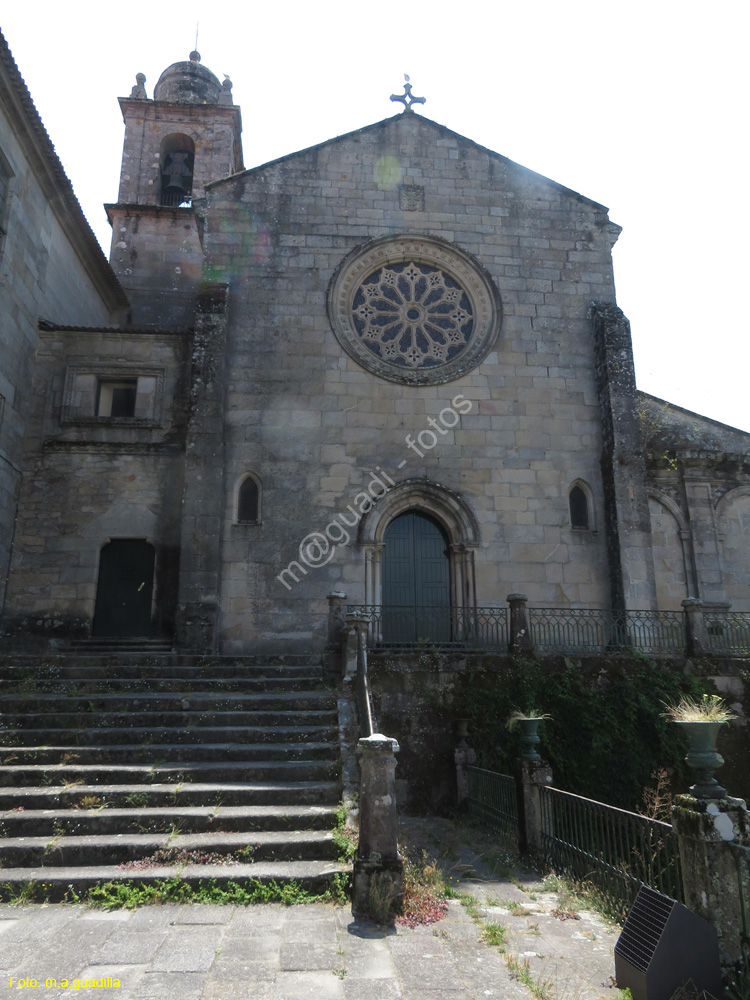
[
  {"xmin": 390, "ymin": 74, "xmax": 425, "ymax": 113},
  {"xmin": 130, "ymin": 73, "xmax": 147, "ymax": 100}
]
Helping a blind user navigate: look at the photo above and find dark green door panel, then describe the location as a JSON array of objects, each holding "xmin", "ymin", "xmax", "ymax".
[
  {"xmin": 93, "ymin": 539, "xmax": 155, "ymax": 637},
  {"xmin": 382, "ymin": 512, "xmax": 450, "ymax": 643}
]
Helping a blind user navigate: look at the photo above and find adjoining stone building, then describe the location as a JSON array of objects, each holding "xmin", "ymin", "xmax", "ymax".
[
  {"xmin": 1, "ymin": 41, "xmax": 749, "ymax": 652},
  {"xmin": 0, "ymin": 31, "xmax": 128, "ymax": 618}
]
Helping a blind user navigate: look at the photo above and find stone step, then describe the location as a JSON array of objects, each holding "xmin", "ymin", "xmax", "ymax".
[
  {"xmin": 0, "ymin": 710, "xmax": 336, "ymax": 732},
  {"xmin": 0, "ymin": 781, "xmax": 340, "ymax": 810},
  {"xmin": 0, "ymin": 691, "xmax": 336, "ymax": 713},
  {"xmin": 0, "ymin": 804, "xmax": 337, "ymax": 837},
  {"xmin": 0, "ymin": 654, "xmax": 323, "ymax": 669},
  {"xmin": 0, "ymin": 663, "xmax": 325, "ymax": 681},
  {"xmin": 0, "ymin": 725, "xmax": 337, "ymax": 747},
  {"xmin": 0, "ymin": 650, "xmax": 343, "ymax": 893},
  {"xmin": 0, "ymin": 860, "xmax": 346, "ymax": 901},
  {"xmin": 0, "ymin": 829, "xmax": 337, "ymax": 868},
  {"xmin": 1, "ymin": 743, "xmax": 338, "ymax": 765},
  {"xmin": 0, "ymin": 759, "xmax": 339, "ymax": 787},
  {"xmin": 0, "ymin": 675, "xmax": 328, "ymax": 694}
]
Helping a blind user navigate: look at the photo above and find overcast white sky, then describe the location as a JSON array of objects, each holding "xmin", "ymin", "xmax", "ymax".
[{"xmin": 3, "ymin": 1, "xmax": 748, "ymax": 430}]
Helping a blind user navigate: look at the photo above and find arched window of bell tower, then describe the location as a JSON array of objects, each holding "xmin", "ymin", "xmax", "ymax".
[{"xmin": 159, "ymin": 134, "xmax": 195, "ymax": 207}]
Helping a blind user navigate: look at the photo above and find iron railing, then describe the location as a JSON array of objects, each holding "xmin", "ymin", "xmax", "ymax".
[
  {"xmin": 467, "ymin": 766, "xmax": 518, "ymax": 841},
  {"xmin": 704, "ymin": 612, "xmax": 750, "ymax": 655},
  {"xmin": 347, "ymin": 605, "xmax": 508, "ymax": 649},
  {"xmin": 540, "ymin": 785, "xmax": 683, "ymax": 919},
  {"xmin": 346, "ymin": 604, "xmax": 750, "ymax": 655},
  {"xmin": 530, "ymin": 608, "xmax": 684, "ymax": 654},
  {"xmin": 351, "ymin": 619, "xmax": 376, "ymax": 737}
]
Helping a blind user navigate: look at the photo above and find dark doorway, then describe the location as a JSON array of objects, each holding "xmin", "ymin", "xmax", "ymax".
[
  {"xmin": 93, "ymin": 539, "xmax": 155, "ymax": 637},
  {"xmin": 381, "ymin": 511, "xmax": 451, "ymax": 643}
]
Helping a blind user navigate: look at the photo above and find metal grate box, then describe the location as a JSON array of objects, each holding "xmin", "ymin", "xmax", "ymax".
[{"xmin": 615, "ymin": 885, "xmax": 721, "ymax": 1000}]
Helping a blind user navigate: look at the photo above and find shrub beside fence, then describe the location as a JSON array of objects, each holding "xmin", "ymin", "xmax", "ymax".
[{"xmin": 539, "ymin": 785, "xmax": 683, "ymax": 919}]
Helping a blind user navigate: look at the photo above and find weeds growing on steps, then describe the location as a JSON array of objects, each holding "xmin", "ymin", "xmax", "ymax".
[{"xmin": 0, "ymin": 874, "xmax": 351, "ymax": 908}]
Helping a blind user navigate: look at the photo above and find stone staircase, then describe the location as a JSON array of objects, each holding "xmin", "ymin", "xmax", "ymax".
[{"xmin": 0, "ymin": 654, "xmax": 345, "ymax": 900}]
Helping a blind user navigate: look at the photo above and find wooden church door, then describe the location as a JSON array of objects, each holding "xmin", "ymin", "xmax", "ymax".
[
  {"xmin": 382, "ymin": 512, "xmax": 451, "ymax": 643},
  {"xmin": 93, "ymin": 539, "xmax": 155, "ymax": 637}
]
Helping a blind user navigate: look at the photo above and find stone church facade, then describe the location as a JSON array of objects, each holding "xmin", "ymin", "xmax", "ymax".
[{"xmin": 2, "ymin": 42, "xmax": 749, "ymax": 653}]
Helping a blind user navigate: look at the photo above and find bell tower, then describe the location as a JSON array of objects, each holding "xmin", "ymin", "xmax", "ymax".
[{"xmin": 106, "ymin": 51, "xmax": 243, "ymax": 327}]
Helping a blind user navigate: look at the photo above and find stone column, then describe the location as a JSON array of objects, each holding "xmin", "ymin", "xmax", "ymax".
[
  {"xmin": 174, "ymin": 283, "xmax": 229, "ymax": 652},
  {"xmin": 353, "ymin": 735, "xmax": 404, "ymax": 919},
  {"xmin": 455, "ymin": 745, "xmax": 477, "ymax": 809},
  {"xmin": 507, "ymin": 593, "xmax": 533, "ymax": 655},
  {"xmin": 672, "ymin": 794, "xmax": 750, "ymax": 970},
  {"xmin": 344, "ymin": 612, "xmax": 369, "ymax": 682},
  {"xmin": 324, "ymin": 592, "xmax": 347, "ymax": 679},
  {"xmin": 682, "ymin": 473, "xmax": 728, "ymax": 608},
  {"xmin": 682, "ymin": 598, "xmax": 710, "ymax": 656},
  {"xmin": 518, "ymin": 759, "xmax": 553, "ymax": 856},
  {"xmin": 590, "ymin": 303, "xmax": 657, "ymax": 611}
]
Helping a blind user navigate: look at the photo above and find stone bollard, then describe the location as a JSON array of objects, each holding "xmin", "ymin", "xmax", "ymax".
[
  {"xmin": 518, "ymin": 759, "xmax": 553, "ymax": 856},
  {"xmin": 507, "ymin": 593, "xmax": 533, "ymax": 655},
  {"xmin": 682, "ymin": 598, "xmax": 710, "ymax": 657},
  {"xmin": 455, "ymin": 745, "xmax": 477, "ymax": 809},
  {"xmin": 353, "ymin": 734, "xmax": 404, "ymax": 919},
  {"xmin": 672, "ymin": 793, "xmax": 750, "ymax": 971},
  {"xmin": 324, "ymin": 592, "xmax": 348, "ymax": 678}
]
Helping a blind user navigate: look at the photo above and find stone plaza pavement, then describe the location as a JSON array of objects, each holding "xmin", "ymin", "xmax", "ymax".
[{"xmin": 0, "ymin": 872, "xmax": 620, "ymax": 1000}]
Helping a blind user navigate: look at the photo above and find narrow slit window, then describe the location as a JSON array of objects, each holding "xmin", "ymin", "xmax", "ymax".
[
  {"xmin": 238, "ymin": 477, "xmax": 259, "ymax": 523},
  {"xmin": 96, "ymin": 379, "xmax": 138, "ymax": 418},
  {"xmin": 569, "ymin": 485, "xmax": 590, "ymax": 530}
]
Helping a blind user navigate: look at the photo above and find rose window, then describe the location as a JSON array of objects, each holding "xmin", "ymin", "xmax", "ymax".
[
  {"xmin": 352, "ymin": 262, "xmax": 474, "ymax": 370},
  {"xmin": 328, "ymin": 236, "xmax": 501, "ymax": 385}
]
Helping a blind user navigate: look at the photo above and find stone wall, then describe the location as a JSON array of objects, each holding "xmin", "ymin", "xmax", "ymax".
[
  {"xmin": 366, "ymin": 649, "xmax": 750, "ymax": 814},
  {"xmin": 203, "ymin": 113, "xmax": 620, "ymax": 652},
  {"xmin": 2, "ymin": 329, "xmax": 188, "ymax": 639},
  {"xmin": 641, "ymin": 393, "xmax": 750, "ymax": 611},
  {"xmin": 0, "ymin": 39, "xmax": 126, "ymax": 621}
]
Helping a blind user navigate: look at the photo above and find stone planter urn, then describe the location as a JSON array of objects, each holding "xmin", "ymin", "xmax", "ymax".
[
  {"xmin": 675, "ymin": 720, "xmax": 727, "ymax": 799},
  {"xmin": 517, "ymin": 718, "xmax": 543, "ymax": 762},
  {"xmin": 455, "ymin": 718, "xmax": 470, "ymax": 747}
]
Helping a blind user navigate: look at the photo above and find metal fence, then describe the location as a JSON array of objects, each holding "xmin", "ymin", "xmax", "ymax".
[
  {"xmin": 347, "ymin": 606, "xmax": 508, "ymax": 649},
  {"xmin": 704, "ymin": 612, "xmax": 750, "ymax": 655},
  {"xmin": 467, "ymin": 766, "xmax": 518, "ymax": 841},
  {"xmin": 529, "ymin": 608, "xmax": 685, "ymax": 655},
  {"xmin": 346, "ymin": 604, "xmax": 750, "ymax": 655},
  {"xmin": 540, "ymin": 785, "xmax": 683, "ymax": 919}
]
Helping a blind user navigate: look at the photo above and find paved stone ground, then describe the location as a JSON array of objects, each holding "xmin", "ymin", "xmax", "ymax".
[{"xmin": 0, "ymin": 817, "xmax": 622, "ymax": 999}]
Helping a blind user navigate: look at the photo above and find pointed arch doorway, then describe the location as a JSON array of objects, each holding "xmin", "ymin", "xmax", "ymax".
[{"xmin": 382, "ymin": 511, "xmax": 451, "ymax": 644}]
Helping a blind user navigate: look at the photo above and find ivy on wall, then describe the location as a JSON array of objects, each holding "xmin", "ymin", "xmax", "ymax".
[{"xmin": 371, "ymin": 651, "xmax": 719, "ymax": 812}]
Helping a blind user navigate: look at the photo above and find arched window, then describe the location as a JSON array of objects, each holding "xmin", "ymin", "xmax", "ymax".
[
  {"xmin": 159, "ymin": 134, "xmax": 195, "ymax": 207},
  {"xmin": 237, "ymin": 476, "xmax": 260, "ymax": 524},
  {"xmin": 569, "ymin": 484, "xmax": 590, "ymax": 530}
]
